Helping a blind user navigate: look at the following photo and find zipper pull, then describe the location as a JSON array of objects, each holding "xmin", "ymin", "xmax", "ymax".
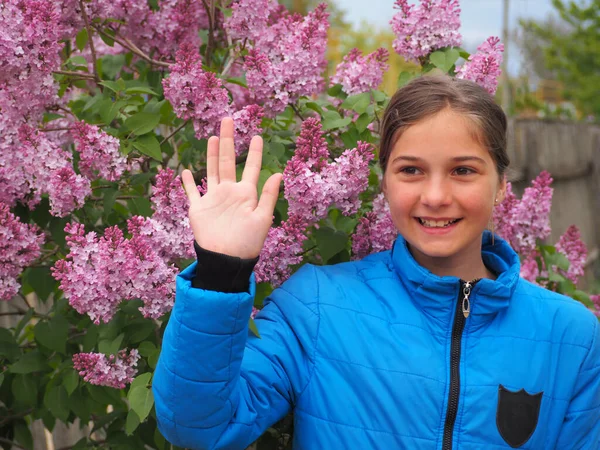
[{"xmin": 462, "ymin": 281, "xmax": 472, "ymax": 318}]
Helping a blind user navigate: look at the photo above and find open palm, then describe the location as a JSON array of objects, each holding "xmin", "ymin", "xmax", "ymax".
[{"xmin": 181, "ymin": 117, "xmax": 283, "ymax": 259}]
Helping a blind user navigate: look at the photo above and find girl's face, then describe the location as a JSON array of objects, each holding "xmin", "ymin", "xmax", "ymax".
[{"xmin": 382, "ymin": 109, "xmax": 506, "ymax": 271}]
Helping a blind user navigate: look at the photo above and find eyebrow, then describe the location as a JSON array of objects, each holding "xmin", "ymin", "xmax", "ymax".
[{"xmin": 391, "ymin": 155, "xmax": 487, "ymax": 164}]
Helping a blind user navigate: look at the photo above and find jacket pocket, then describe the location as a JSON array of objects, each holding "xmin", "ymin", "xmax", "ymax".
[{"xmin": 496, "ymin": 384, "xmax": 543, "ymax": 448}]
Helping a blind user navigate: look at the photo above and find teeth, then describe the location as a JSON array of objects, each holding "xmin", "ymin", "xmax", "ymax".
[{"xmin": 419, "ymin": 218, "xmax": 458, "ymax": 228}]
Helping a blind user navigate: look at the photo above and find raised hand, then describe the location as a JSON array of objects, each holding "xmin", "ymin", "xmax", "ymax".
[{"xmin": 181, "ymin": 117, "xmax": 283, "ymax": 259}]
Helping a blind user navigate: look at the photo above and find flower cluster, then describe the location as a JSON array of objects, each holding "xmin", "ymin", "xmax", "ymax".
[
  {"xmin": 555, "ymin": 225, "xmax": 587, "ymax": 284},
  {"xmin": 351, "ymin": 193, "xmax": 397, "ymax": 259},
  {"xmin": 52, "ymin": 222, "xmax": 177, "ymax": 324},
  {"xmin": 71, "ymin": 121, "xmax": 126, "ymax": 181},
  {"xmin": 72, "ymin": 349, "xmax": 140, "ymax": 389},
  {"xmin": 331, "ymin": 48, "xmax": 389, "ymax": 95},
  {"xmin": 0, "ymin": 124, "xmax": 90, "ymax": 216},
  {"xmin": 224, "ymin": 0, "xmax": 278, "ymax": 41},
  {"xmin": 591, "ymin": 294, "xmax": 600, "ymax": 318},
  {"xmin": 390, "ymin": 0, "xmax": 462, "ymax": 62},
  {"xmin": 163, "ymin": 44, "xmax": 263, "ymax": 152},
  {"xmin": 243, "ymin": 3, "xmax": 330, "ymax": 114},
  {"xmin": 129, "ymin": 168, "xmax": 195, "ymax": 263},
  {"xmin": 456, "ymin": 36, "xmax": 504, "ymax": 95},
  {"xmin": 493, "ymin": 171, "xmax": 553, "ymax": 256},
  {"xmin": 0, "ymin": 0, "xmax": 63, "ymax": 125},
  {"xmin": 254, "ymin": 215, "xmax": 308, "ymax": 287},
  {"xmin": 0, "ymin": 203, "xmax": 44, "ymax": 300},
  {"xmin": 284, "ymin": 118, "xmax": 374, "ymax": 221}
]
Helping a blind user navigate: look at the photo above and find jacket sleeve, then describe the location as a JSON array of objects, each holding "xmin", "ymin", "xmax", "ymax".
[
  {"xmin": 152, "ymin": 262, "xmax": 320, "ymax": 450},
  {"xmin": 555, "ymin": 317, "xmax": 600, "ymax": 449}
]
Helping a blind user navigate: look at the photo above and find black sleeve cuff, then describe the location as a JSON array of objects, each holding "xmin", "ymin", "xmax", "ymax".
[{"xmin": 191, "ymin": 241, "xmax": 259, "ymax": 293}]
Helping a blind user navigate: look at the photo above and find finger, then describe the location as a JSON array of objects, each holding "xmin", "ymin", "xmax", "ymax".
[
  {"xmin": 241, "ymin": 135, "xmax": 263, "ymax": 186},
  {"xmin": 181, "ymin": 169, "xmax": 202, "ymax": 204},
  {"xmin": 257, "ymin": 173, "xmax": 283, "ymax": 216},
  {"xmin": 206, "ymin": 136, "xmax": 219, "ymax": 191},
  {"xmin": 218, "ymin": 117, "xmax": 236, "ymax": 182}
]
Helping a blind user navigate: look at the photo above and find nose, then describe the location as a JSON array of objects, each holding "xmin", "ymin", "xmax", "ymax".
[{"xmin": 420, "ymin": 176, "xmax": 452, "ymax": 208}]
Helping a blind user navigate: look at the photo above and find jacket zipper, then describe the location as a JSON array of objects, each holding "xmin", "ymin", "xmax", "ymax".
[{"xmin": 441, "ymin": 279, "xmax": 478, "ymax": 450}]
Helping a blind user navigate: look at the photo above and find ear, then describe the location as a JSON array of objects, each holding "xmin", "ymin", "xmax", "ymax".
[{"xmin": 495, "ymin": 175, "xmax": 507, "ymax": 204}]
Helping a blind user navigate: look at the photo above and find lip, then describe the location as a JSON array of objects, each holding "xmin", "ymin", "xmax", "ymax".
[{"xmin": 414, "ymin": 217, "xmax": 462, "ymax": 235}]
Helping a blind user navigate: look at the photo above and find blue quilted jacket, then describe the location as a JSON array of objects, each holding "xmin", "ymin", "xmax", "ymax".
[{"xmin": 153, "ymin": 232, "xmax": 600, "ymax": 449}]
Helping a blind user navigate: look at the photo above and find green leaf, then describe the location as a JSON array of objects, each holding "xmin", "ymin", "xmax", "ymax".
[
  {"xmin": 99, "ymin": 28, "xmax": 115, "ymax": 46},
  {"xmin": 0, "ymin": 328, "xmax": 20, "ymax": 361},
  {"xmin": 248, "ymin": 318, "xmax": 261, "ymax": 338},
  {"xmin": 125, "ymin": 409, "xmax": 141, "ymax": 435},
  {"xmin": 22, "ymin": 267, "xmax": 56, "ymax": 301},
  {"xmin": 397, "ymin": 71, "xmax": 416, "ymax": 88},
  {"xmin": 100, "ymin": 80, "xmax": 125, "ymax": 93},
  {"xmin": 12, "ymin": 374, "xmax": 38, "ymax": 408},
  {"xmin": 322, "ymin": 116, "xmax": 352, "ymax": 131},
  {"xmin": 148, "ymin": 349, "xmax": 160, "ymax": 369},
  {"xmin": 429, "ymin": 48, "xmax": 460, "ymax": 73},
  {"xmin": 128, "ymin": 386, "xmax": 154, "ymax": 422},
  {"xmin": 44, "ymin": 385, "xmax": 70, "ymax": 422},
  {"xmin": 125, "ymin": 86, "xmax": 159, "ymax": 96},
  {"xmin": 10, "ymin": 351, "xmax": 49, "ymax": 374},
  {"xmin": 137, "ymin": 342, "xmax": 156, "ymax": 358},
  {"xmin": 125, "ymin": 112, "xmax": 161, "ymax": 136},
  {"xmin": 129, "ymin": 373, "xmax": 152, "ymax": 392},
  {"xmin": 224, "ymin": 76, "xmax": 247, "ymax": 88},
  {"xmin": 327, "ymin": 84, "xmax": 344, "ymax": 97},
  {"xmin": 98, "ymin": 333, "xmax": 125, "ymax": 356},
  {"xmin": 63, "ymin": 369, "xmax": 79, "ymax": 396},
  {"xmin": 14, "ymin": 421, "xmax": 33, "ymax": 450},
  {"xmin": 75, "ymin": 28, "xmax": 89, "ymax": 51},
  {"xmin": 124, "ymin": 320, "xmax": 155, "ymax": 344},
  {"xmin": 0, "ymin": 373, "xmax": 4, "ymax": 388},
  {"xmin": 355, "ymin": 113, "xmax": 371, "ymax": 133},
  {"xmin": 82, "ymin": 325, "xmax": 99, "ymax": 353},
  {"xmin": 314, "ymin": 227, "xmax": 348, "ymax": 262},
  {"xmin": 127, "ymin": 197, "xmax": 153, "ymax": 217},
  {"xmin": 555, "ymin": 252, "xmax": 571, "ymax": 271},
  {"xmin": 254, "ymin": 283, "xmax": 273, "ymax": 309},
  {"xmin": 99, "ymin": 99, "xmax": 126, "ymax": 125},
  {"xmin": 341, "ymin": 93, "xmax": 371, "ymax": 115},
  {"xmin": 132, "ymin": 134, "xmax": 162, "ymax": 161},
  {"xmin": 34, "ymin": 315, "xmax": 69, "ymax": 353}
]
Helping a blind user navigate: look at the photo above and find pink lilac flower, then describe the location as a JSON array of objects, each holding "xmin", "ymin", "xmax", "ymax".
[
  {"xmin": 46, "ymin": 167, "xmax": 91, "ymax": 217},
  {"xmin": 520, "ymin": 252, "xmax": 541, "ymax": 284},
  {"xmin": 390, "ymin": 0, "xmax": 461, "ymax": 62},
  {"xmin": 71, "ymin": 121, "xmax": 126, "ymax": 182},
  {"xmin": 456, "ymin": 36, "xmax": 504, "ymax": 95},
  {"xmin": 493, "ymin": 171, "xmax": 553, "ymax": 256},
  {"xmin": 244, "ymin": 4, "xmax": 330, "ymax": 115},
  {"xmin": 72, "ymin": 349, "xmax": 140, "ymax": 389},
  {"xmin": 251, "ymin": 306, "xmax": 259, "ymax": 319},
  {"xmin": 254, "ymin": 215, "xmax": 308, "ymax": 287},
  {"xmin": 284, "ymin": 119, "xmax": 373, "ymax": 222},
  {"xmin": 231, "ymin": 104, "xmax": 265, "ymax": 155},
  {"xmin": 331, "ymin": 48, "xmax": 389, "ymax": 95},
  {"xmin": 52, "ymin": 222, "xmax": 178, "ymax": 324},
  {"xmin": 163, "ymin": 44, "xmax": 230, "ymax": 139},
  {"xmin": 351, "ymin": 193, "xmax": 397, "ymax": 260},
  {"xmin": 0, "ymin": 203, "xmax": 44, "ymax": 300},
  {"xmin": 225, "ymin": 0, "xmax": 278, "ymax": 41},
  {"xmin": 0, "ymin": 124, "xmax": 90, "ymax": 215},
  {"xmin": 555, "ymin": 225, "xmax": 587, "ymax": 284},
  {"xmin": 127, "ymin": 169, "xmax": 195, "ymax": 262}
]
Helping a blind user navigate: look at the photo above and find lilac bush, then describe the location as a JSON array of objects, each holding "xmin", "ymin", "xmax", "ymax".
[{"xmin": 0, "ymin": 0, "xmax": 596, "ymax": 448}]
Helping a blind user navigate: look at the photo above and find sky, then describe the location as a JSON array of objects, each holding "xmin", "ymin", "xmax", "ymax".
[{"xmin": 334, "ymin": 0, "xmax": 557, "ymax": 75}]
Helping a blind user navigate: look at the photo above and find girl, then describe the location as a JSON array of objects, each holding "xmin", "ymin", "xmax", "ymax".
[{"xmin": 153, "ymin": 76, "xmax": 600, "ymax": 449}]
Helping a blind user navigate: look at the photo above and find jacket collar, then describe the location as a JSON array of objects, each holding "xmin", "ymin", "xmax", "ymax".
[{"xmin": 390, "ymin": 231, "xmax": 521, "ymax": 324}]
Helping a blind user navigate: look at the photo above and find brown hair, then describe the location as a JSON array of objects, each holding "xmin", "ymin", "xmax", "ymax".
[{"xmin": 379, "ymin": 75, "xmax": 509, "ymax": 178}]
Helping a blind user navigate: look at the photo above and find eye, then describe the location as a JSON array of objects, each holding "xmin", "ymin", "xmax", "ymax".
[
  {"xmin": 453, "ymin": 166, "xmax": 476, "ymax": 176},
  {"xmin": 398, "ymin": 166, "xmax": 422, "ymax": 175}
]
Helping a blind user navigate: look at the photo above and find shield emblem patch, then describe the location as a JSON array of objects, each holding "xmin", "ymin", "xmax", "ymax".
[{"xmin": 496, "ymin": 385, "xmax": 543, "ymax": 448}]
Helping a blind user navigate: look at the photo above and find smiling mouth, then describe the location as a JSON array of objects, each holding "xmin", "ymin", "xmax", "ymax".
[{"xmin": 417, "ymin": 218, "xmax": 462, "ymax": 228}]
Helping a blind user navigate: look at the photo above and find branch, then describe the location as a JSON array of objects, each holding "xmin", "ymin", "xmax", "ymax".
[
  {"xmin": 201, "ymin": 0, "xmax": 216, "ymax": 66},
  {"xmin": 18, "ymin": 293, "xmax": 32, "ymax": 310},
  {"xmin": 93, "ymin": 26, "xmax": 171, "ymax": 68},
  {"xmin": 159, "ymin": 120, "xmax": 190, "ymax": 146},
  {"xmin": 78, "ymin": 0, "xmax": 101, "ymax": 84},
  {"xmin": 0, "ymin": 437, "xmax": 26, "ymax": 450},
  {"xmin": 291, "ymin": 104, "xmax": 305, "ymax": 120},
  {"xmin": 53, "ymin": 70, "xmax": 96, "ymax": 79}
]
